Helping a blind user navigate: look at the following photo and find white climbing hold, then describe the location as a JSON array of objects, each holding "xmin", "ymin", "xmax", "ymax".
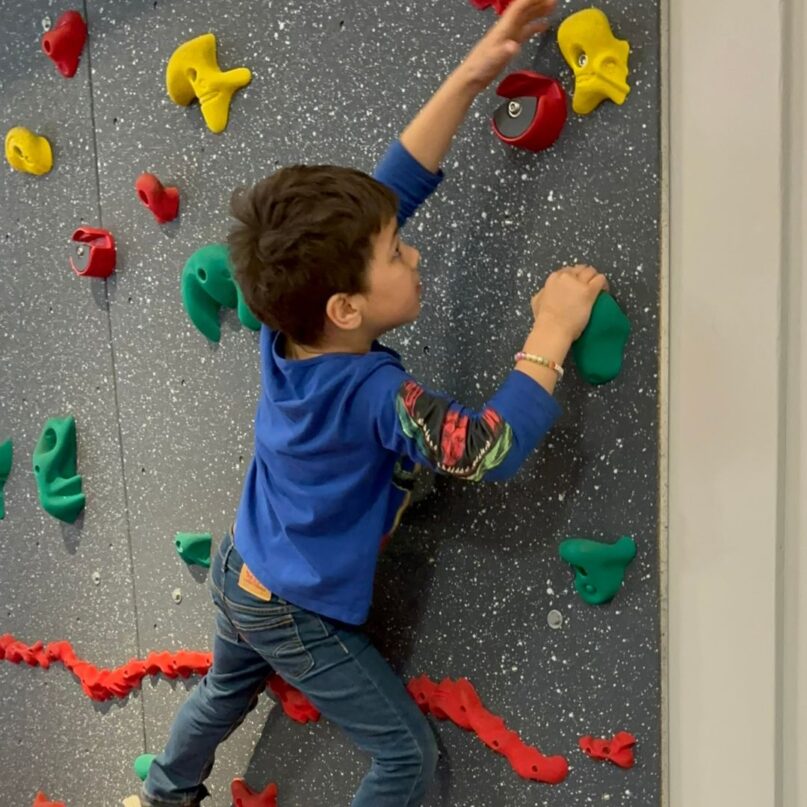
[{"xmin": 171, "ymin": 588, "xmax": 182, "ymax": 604}]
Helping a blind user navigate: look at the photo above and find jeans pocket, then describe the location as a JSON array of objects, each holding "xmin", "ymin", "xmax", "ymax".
[{"xmin": 229, "ymin": 608, "xmax": 315, "ymax": 680}]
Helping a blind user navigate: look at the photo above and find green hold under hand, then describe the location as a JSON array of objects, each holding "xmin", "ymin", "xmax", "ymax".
[
  {"xmin": 0, "ymin": 438, "xmax": 13, "ymax": 520},
  {"xmin": 559, "ymin": 535, "xmax": 636, "ymax": 605},
  {"xmin": 572, "ymin": 292, "xmax": 631, "ymax": 385},
  {"xmin": 181, "ymin": 243, "xmax": 261, "ymax": 342},
  {"xmin": 134, "ymin": 753, "xmax": 156, "ymax": 781},
  {"xmin": 175, "ymin": 532, "xmax": 212, "ymax": 568},
  {"xmin": 32, "ymin": 416, "xmax": 85, "ymax": 523}
]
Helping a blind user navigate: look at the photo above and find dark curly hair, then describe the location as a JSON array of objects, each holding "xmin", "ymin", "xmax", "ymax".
[{"xmin": 228, "ymin": 165, "xmax": 398, "ymax": 346}]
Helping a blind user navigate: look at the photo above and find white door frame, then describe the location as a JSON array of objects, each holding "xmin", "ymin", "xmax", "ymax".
[{"xmin": 666, "ymin": 0, "xmax": 805, "ymax": 804}]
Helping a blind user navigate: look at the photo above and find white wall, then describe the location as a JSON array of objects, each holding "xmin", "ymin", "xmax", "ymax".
[{"xmin": 667, "ymin": 0, "xmax": 806, "ymax": 804}]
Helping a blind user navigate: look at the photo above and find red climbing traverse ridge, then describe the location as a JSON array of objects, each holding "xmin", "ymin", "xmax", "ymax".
[
  {"xmin": 0, "ymin": 634, "xmax": 306, "ymax": 723},
  {"xmin": 407, "ymin": 674, "xmax": 569, "ymax": 785},
  {"xmin": 0, "ymin": 634, "xmax": 212, "ymax": 701},
  {"xmin": 4, "ymin": 635, "xmax": 582, "ymax": 789}
]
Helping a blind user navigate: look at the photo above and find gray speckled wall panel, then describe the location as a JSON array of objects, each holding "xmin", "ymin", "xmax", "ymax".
[
  {"xmin": 0, "ymin": 2, "xmax": 145, "ymax": 806},
  {"xmin": 2, "ymin": 0, "xmax": 661, "ymax": 805}
]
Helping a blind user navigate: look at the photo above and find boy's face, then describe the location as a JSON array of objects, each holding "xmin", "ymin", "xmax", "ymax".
[{"xmin": 361, "ymin": 217, "xmax": 422, "ymax": 334}]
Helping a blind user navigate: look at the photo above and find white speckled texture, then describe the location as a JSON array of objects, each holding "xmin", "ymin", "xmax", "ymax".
[{"xmin": 0, "ymin": 0, "xmax": 660, "ymax": 805}]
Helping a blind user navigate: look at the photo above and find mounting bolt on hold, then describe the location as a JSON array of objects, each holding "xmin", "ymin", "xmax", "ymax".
[
  {"xmin": 547, "ymin": 609, "xmax": 563, "ymax": 629},
  {"xmin": 172, "ymin": 588, "xmax": 182, "ymax": 604},
  {"xmin": 507, "ymin": 100, "xmax": 522, "ymax": 118}
]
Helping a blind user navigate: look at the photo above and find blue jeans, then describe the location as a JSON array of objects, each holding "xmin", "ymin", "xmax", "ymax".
[{"xmin": 142, "ymin": 528, "xmax": 438, "ymax": 806}]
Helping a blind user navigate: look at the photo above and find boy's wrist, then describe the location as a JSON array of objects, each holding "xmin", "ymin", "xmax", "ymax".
[
  {"xmin": 448, "ymin": 64, "xmax": 488, "ymax": 97},
  {"xmin": 524, "ymin": 317, "xmax": 574, "ymax": 365}
]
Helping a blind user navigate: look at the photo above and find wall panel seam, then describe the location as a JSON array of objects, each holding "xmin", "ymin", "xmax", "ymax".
[{"xmin": 81, "ymin": 0, "xmax": 148, "ymax": 753}]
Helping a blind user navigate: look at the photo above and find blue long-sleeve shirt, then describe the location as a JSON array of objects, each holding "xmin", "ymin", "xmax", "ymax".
[{"xmin": 234, "ymin": 140, "xmax": 562, "ymax": 624}]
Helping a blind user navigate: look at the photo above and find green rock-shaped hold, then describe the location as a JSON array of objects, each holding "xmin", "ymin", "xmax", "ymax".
[
  {"xmin": 32, "ymin": 416, "xmax": 85, "ymax": 523},
  {"xmin": 134, "ymin": 753, "xmax": 156, "ymax": 781},
  {"xmin": 559, "ymin": 535, "xmax": 637, "ymax": 605},
  {"xmin": 175, "ymin": 532, "xmax": 212, "ymax": 568},
  {"xmin": 181, "ymin": 243, "xmax": 260, "ymax": 342},
  {"xmin": 572, "ymin": 292, "xmax": 631, "ymax": 385},
  {"xmin": 0, "ymin": 438, "xmax": 13, "ymax": 520}
]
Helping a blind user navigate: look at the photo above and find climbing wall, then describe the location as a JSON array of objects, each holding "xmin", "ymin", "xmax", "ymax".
[{"xmin": 0, "ymin": 0, "xmax": 662, "ymax": 805}]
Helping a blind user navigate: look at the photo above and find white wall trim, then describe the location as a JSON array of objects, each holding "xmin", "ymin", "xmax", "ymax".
[{"xmin": 667, "ymin": 0, "xmax": 802, "ymax": 804}]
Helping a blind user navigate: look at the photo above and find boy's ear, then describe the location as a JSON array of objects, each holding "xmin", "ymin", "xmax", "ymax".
[{"xmin": 325, "ymin": 292, "xmax": 363, "ymax": 332}]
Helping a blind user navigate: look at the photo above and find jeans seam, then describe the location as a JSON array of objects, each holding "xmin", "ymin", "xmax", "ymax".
[
  {"xmin": 317, "ymin": 615, "xmax": 352, "ymax": 658},
  {"xmin": 342, "ymin": 644, "xmax": 425, "ymax": 805}
]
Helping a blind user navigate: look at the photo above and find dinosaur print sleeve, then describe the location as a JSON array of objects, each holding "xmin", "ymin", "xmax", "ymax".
[{"xmin": 371, "ymin": 366, "xmax": 563, "ymax": 483}]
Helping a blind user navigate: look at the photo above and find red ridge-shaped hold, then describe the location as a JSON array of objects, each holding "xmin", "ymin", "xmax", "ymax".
[
  {"xmin": 407, "ymin": 674, "xmax": 438, "ymax": 714},
  {"xmin": 135, "ymin": 173, "xmax": 180, "ymax": 224},
  {"xmin": 493, "ymin": 70, "xmax": 568, "ymax": 153},
  {"xmin": 0, "ymin": 634, "xmax": 213, "ymax": 702},
  {"xmin": 407, "ymin": 675, "xmax": 569, "ymax": 785},
  {"xmin": 230, "ymin": 778, "xmax": 278, "ymax": 807},
  {"xmin": 41, "ymin": 10, "xmax": 87, "ymax": 78},
  {"xmin": 579, "ymin": 731, "xmax": 637, "ymax": 769},
  {"xmin": 266, "ymin": 674, "xmax": 321, "ymax": 724},
  {"xmin": 70, "ymin": 227, "xmax": 116, "ymax": 278},
  {"xmin": 33, "ymin": 792, "xmax": 66, "ymax": 807}
]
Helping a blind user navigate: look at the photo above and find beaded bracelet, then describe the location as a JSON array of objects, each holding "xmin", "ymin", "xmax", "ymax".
[{"xmin": 514, "ymin": 351, "xmax": 565, "ymax": 379}]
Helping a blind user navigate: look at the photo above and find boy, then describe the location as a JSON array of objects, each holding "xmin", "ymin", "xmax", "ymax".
[{"xmin": 140, "ymin": 1, "xmax": 607, "ymax": 804}]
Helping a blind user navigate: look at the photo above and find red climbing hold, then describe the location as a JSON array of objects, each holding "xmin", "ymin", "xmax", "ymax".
[
  {"xmin": 493, "ymin": 70, "xmax": 567, "ymax": 153},
  {"xmin": 406, "ymin": 674, "xmax": 438, "ymax": 714},
  {"xmin": 470, "ymin": 0, "xmax": 515, "ymax": 14},
  {"xmin": 230, "ymin": 778, "xmax": 278, "ymax": 807},
  {"xmin": 69, "ymin": 227, "xmax": 116, "ymax": 278},
  {"xmin": 408, "ymin": 674, "xmax": 569, "ymax": 785},
  {"xmin": 429, "ymin": 677, "xmax": 481, "ymax": 729},
  {"xmin": 135, "ymin": 173, "xmax": 180, "ymax": 224},
  {"xmin": 579, "ymin": 731, "xmax": 637, "ymax": 769},
  {"xmin": 33, "ymin": 792, "xmax": 65, "ymax": 807},
  {"xmin": 41, "ymin": 10, "xmax": 87, "ymax": 78},
  {"xmin": 266, "ymin": 674, "xmax": 321, "ymax": 724}
]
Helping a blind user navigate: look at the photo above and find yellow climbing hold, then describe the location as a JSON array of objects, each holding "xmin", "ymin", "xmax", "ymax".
[
  {"xmin": 557, "ymin": 8, "xmax": 630, "ymax": 116},
  {"xmin": 4, "ymin": 127, "xmax": 53, "ymax": 175},
  {"xmin": 165, "ymin": 33, "xmax": 251, "ymax": 134}
]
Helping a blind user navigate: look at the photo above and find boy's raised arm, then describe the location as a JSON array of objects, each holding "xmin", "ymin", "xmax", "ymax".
[{"xmin": 399, "ymin": 0, "xmax": 556, "ymax": 173}]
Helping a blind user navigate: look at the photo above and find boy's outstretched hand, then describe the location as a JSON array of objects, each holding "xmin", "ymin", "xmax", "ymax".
[
  {"xmin": 460, "ymin": 0, "xmax": 557, "ymax": 91},
  {"xmin": 400, "ymin": 0, "xmax": 556, "ymax": 172}
]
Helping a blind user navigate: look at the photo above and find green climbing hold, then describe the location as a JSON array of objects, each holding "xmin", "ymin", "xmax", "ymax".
[
  {"xmin": 0, "ymin": 438, "xmax": 13, "ymax": 520},
  {"xmin": 134, "ymin": 753, "xmax": 157, "ymax": 781},
  {"xmin": 559, "ymin": 535, "xmax": 636, "ymax": 605},
  {"xmin": 175, "ymin": 531, "xmax": 212, "ymax": 568},
  {"xmin": 181, "ymin": 243, "xmax": 260, "ymax": 342},
  {"xmin": 572, "ymin": 292, "xmax": 631, "ymax": 385},
  {"xmin": 32, "ymin": 416, "xmax": 85, "ymax": 523}
]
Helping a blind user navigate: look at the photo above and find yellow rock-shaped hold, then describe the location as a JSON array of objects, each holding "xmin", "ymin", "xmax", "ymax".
[
  {"xmin": 166, "ymin": 33, "xmax": 251, "ymax": 134},
  {"xmin": 5, "ymin": 127, "xmax": 53, "ymax": 175},
  {"xmin": 558, "ymin": 8, "xmax": 630, "ymax": 116}
]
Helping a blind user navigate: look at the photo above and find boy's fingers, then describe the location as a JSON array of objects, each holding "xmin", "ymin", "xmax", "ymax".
[
  {"xmin": 514, "ymin": 21, "xmax": 550, "ymax": 42},
  {"xmin": 589, "ymin": 274, "xmax": 609, "ymax": 295},
  {"xmin": 507, "ymin": 0, "xmax": 556, "ymax": 25}
]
